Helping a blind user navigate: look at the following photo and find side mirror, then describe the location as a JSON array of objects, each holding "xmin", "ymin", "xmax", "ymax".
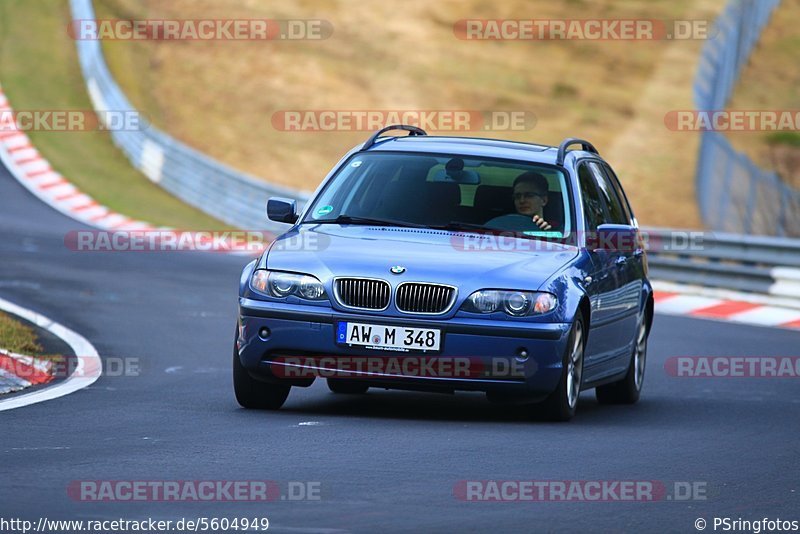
[
  {"xmin": 592, "ymin": 224, "xmax": 638, "ymax": 252},
  {"xmin": 267, "ymin": 197, "xmax": 298, "ymax": 224}
]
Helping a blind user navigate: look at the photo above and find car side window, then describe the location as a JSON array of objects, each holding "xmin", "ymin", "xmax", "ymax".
[
  {"xmin": 587, "ymin": 161, "xmax": 628, "ymax": 225},
  {"xmin": 600, "ymin": 163, "xmax": 633, "ymax": 223},
  {"xmin": 578, "ymin": 163, "xmax": 604, "ymax": 231}
]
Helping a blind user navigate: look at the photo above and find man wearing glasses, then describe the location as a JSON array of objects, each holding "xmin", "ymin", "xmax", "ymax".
[{"xmin": 486, "ymin": 171, "xmax": 556, "ymax": 232}]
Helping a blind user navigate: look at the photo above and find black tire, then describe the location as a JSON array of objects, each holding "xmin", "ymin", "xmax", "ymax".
[
  {"xmin": 596, "ymin": 312, "xmax": 648, "ymax": 405},
  {"xmin": 536, "ymin": 317, "xmax": 585, "ymax": 422},
  {"xmin": 233, "ymin": 342, "xmax": 290, "ymax": 409},
  {"xmin": 327, "ymin": 378, "xmax": 369, "ymax": 394}
]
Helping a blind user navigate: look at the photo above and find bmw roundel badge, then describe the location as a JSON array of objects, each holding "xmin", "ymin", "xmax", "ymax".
[{"xmin": 390, "ymin": 265, "xmax": 406, "ymax": 275}]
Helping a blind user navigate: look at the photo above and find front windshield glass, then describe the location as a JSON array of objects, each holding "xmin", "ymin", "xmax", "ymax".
[{"xmin": 302, "ymin": 152, "xmax": 573, "ymax": 238}]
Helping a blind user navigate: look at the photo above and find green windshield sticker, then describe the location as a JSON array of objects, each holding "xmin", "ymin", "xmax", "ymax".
[
  {"xmin": 315, "ymin": 205, "xmax": 334, "ymax": 217},
  {"xmin": 522, "ymin": 231, "xmax": 563, "ymax": 238}
]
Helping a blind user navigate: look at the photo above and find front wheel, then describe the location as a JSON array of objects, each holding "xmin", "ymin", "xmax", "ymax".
[
  {"xmin": 596, "ymin": 312, "xmax": 648, "ymax": 405},
  {"xmin": 233, "ymin": 342, "xmax": 290, "ymax": 409},
  {"xmin": 535, "ymin": 317, "xmax": 585, "ymax": 422}
]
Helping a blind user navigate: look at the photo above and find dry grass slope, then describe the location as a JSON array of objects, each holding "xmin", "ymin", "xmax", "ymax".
[
  {"xmin": 97, "ymin": 0, "xmax": 729, "ymax": 228},
  {"xmin": 726, "ymin": 0, "xmax": 800, "ymax": 189}
]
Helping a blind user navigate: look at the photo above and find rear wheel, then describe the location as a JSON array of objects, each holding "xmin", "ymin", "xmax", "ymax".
[
  {"xmin": 233, "ymin": 342, "xmax": 290, "ymax": 409},
  {"xmin": 596, "ymin": 312, "xmax": 648, "ymax": 405},
  {"xmin": 327, "ymin": 378, "xmax": 369, "ymax": 394},
  {"xmin": 536, "ymin": 317, "xmax": 584, "ymax": 422}
]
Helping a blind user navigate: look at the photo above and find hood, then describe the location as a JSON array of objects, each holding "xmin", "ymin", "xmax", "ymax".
[{"xmin": 263, "ymin": 225, "xmax": 578, "ymax": 292}]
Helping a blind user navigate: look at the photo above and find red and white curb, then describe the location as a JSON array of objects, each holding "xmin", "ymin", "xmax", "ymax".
[
  {"xmin": 0, "ymin": 84, "xmax": 156, "ymax": 232},
  {"xmin": 0, "ymin": 296, "xmax": 101, "ymax": 411},
  {"xmin": 653, "ymin": 288, "xmax": 800, "ymax": 330},
  {"xmin": 0, "ymin": 84, "xmax": 269, "ymax": 256},
  {"xmin": 0, "ymin": 350, "xmax": 55, "ymax": 395}
]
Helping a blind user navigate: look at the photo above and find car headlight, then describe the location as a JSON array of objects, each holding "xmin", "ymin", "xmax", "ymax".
[
  {"xmin": 250, "ymin": 270, "xmax": 327, "ymax": 300},
  {"xmin": 461, "ymin": 290, "xmax": 557, "ymax": 317}
]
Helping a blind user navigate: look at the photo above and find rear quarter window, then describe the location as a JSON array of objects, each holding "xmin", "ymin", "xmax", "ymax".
[{"xmin": 587, "ymin": 161, "xmax": 629, "ymax": 225}]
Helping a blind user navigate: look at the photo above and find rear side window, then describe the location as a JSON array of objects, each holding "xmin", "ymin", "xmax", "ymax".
[
  {"xmin": 587, "ymin": 161, "xmax": 629, "ymax": 225},
  {"xmin": 578, "ymin": 164, "xmax": 604, "ymax": 231},
  {"xmin": 601, "ymin": 163, "xmax": 633, "ymax": 223}
]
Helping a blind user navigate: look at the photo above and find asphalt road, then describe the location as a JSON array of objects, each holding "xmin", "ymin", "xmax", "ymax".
[{"xmin": 1, "ymin": 161, "xmax": 798, "ymax": 533}]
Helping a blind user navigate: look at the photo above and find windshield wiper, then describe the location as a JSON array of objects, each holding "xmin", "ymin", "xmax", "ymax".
[
  {"xmin": 309, "ymin": 215, "xmax": 429, "ymax": 228},
  {"xmin": 430, "ymin": 221, "xmax": 497, "ymax": 233},
  {"xmin": 432, "ymin": 221, "xmax": 552, "ymax": 240}
]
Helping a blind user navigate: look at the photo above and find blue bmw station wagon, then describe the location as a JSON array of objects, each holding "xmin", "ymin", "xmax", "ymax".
[{"xmin": 235, "ymin": 125, "xmax": 653, "ymax": 421}]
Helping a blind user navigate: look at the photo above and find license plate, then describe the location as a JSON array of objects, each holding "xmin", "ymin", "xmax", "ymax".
[{"xmin": 336, "ymin": 322, "xmax": 441, "ymax": 352}]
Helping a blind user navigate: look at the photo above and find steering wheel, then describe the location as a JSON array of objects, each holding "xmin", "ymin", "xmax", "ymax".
[{"xmin": 507, "ymin": 213, "xmax": 548, "ymax": 228}]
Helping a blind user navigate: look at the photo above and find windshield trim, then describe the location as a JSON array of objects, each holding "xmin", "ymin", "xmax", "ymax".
[{"xmin": 299, "ymin": 150, "xmax": 576, "ymax": 240}]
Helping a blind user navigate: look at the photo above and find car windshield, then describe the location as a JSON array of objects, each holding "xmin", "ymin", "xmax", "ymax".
[{"xmin": 302, "ymin": 152, "xmax": 573, "ymax": 238}]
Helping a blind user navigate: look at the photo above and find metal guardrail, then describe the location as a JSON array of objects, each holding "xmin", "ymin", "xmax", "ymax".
[
  {"xmin": 645, "ymin": 228, "xmax": 800, "ymax": 296},
  {"xmin": 68, "ymin": 0, "xmax": 307, "ymax": 231},
  {"xmin": 694, "ymin": 0, "xmax": 799, "ymax": 237}
]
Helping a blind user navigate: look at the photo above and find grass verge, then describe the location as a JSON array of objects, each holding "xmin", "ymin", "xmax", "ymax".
[
  {"xmin": 0, "ymin": 311, "xmax": 43, "ymax": 355},
  {"xmin": 0, "ymin": 311, "xmax": 65, "ymax": 387},
  {"xmin": 0, "ymin": 0, "xmax": 230, "ymax": 229}
]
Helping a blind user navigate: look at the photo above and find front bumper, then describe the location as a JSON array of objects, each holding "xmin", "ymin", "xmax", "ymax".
[{"xmin": 237, "ymin": 298, "xmax": 572, "ymax": 400}]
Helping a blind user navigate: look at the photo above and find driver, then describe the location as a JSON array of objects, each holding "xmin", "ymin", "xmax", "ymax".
[{"xmin": 486, "ymin": 171, "xmax": 556, "ymax": 232}]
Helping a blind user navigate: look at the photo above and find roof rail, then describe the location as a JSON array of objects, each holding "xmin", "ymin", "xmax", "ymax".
[
  {"xmin": 361, "ymin": 124, "xmax": 427, "ymax": 151},
  {"xmin": 556, "ymin": 137, "xmax": 599, "ymax": 166}
]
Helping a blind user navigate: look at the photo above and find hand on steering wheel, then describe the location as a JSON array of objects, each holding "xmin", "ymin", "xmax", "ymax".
[
  {"xmin": 504, "ymin": 213, "xmax": 553, "ymax": 231},
  {"xmin": 531, "ymin": 215, "xmax": 552, "ymax": 230}
]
